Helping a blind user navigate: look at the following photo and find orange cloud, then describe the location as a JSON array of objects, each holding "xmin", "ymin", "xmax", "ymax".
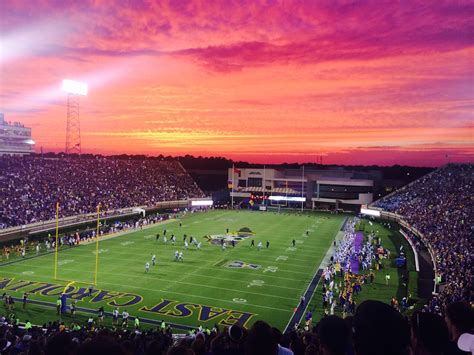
[{"xmin": 1, "ymin": 1, "xmax": 473, "ymax": 166}]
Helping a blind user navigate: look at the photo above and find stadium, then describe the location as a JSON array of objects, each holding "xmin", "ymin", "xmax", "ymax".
[{"xmin": 1, "ymin": 2, "xmax": 473, "ymax": 355}]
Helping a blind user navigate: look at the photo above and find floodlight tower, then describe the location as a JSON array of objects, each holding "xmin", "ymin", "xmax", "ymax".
[{"xmin": 62, "ymin": 79, "xmax": 88, "ymax": 154}]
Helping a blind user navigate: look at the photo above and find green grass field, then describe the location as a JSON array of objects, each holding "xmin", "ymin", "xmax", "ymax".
[
  {"xmin": 1, "ymin": 210, "xmax": 345, "ymax": 330},
  {"xmin": 0, "ymin": 210, "xmax": 415, "ymax": 331}
]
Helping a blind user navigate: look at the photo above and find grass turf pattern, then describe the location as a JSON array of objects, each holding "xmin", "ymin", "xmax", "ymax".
[{"xmin": 1, "ymin": 210, "xmax": 345, "ymax": 330}]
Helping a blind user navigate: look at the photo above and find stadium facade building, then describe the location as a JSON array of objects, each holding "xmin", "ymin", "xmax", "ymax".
[
  {"xmin": 0, "ymin": 113, "xmax": 35, "ymax": 155},
  {"xmin": 228, "ymin": 167, "xmax": 374, "ymax": 211}
]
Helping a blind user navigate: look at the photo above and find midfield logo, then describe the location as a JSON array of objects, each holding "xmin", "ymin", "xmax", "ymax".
[
  {"xmin": 206, "ymin": 227, "xmax": 255, "ymax": 246},
  {"xmin": 226, "ymin": 260, "xmax": 261, "ymax": 270}
]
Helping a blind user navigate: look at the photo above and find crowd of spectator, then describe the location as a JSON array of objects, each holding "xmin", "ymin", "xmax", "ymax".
[
  {"xmin": 0, "ymin": 156, "xmax": 204, "ymax": 229},
  {"xmin": 373, "ymin": 164, "xmax": 473, "ymax": 315},
  {"xmin": 1, "ymin": 300, "xmax": 472, "ymax": 355},
  {"xmin": 1, "ymin": 211, "xmax": 177, "ymax": 261}
]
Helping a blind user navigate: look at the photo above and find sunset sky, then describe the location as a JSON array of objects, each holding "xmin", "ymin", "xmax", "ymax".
[{"xmin": 1, "ymin": 1, "xmax": 473, "ymax": 166}]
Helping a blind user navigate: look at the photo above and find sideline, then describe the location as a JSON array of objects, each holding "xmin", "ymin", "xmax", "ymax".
[
  {"xmin": 11, "ymin": 296, "xmax": 195, "ymax": 332},
  {"xmin": 0, "ymin": 219, "xmax": 176, "ymax": 267},
  {"xmin": 283, "ymin": 216, "xmax": 349, "ymax": 333}
]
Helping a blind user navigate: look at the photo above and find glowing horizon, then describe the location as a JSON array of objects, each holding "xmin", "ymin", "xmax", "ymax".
[{"xmin": 1, "ymin": 1, "xmax": 473, "ymax": 167}]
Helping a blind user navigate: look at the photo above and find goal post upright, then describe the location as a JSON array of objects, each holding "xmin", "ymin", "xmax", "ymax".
[
  {"xmin": 54, "ymin": 202, "xmax": 59, "ymax": 280},
  {"xmin": 94, "ymin": 203, "xmax": 101, "ymax": 286}
]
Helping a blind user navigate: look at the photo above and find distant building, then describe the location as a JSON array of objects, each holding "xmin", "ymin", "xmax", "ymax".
[
  {"xmin": 0, "ymin": 113, "xmax": 35, "ymax": 155},
  {"xmin": 228, "ymin": 167, "xmax": 374, "ymax": 211}
]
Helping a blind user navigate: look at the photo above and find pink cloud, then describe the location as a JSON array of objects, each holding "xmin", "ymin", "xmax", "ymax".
[{"xmin": 0, "ymin": 1, "xmax": 472, "ymax": 166}]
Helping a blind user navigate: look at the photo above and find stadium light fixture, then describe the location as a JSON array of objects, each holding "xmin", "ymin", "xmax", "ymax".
[
  {"xmin": 360, "ymin": 208, "xmax": 381, "ymax": 217},
  {"xmin": 62, "ymin": 79, "xmax": 88, "ymax": 96},
  {"xmin": 191, "ymin": 200, "xmax": 213, "ymax": 207},
  {"xmin": 268, "ymin": 196, "xmax": 305, "ymax": 202}
]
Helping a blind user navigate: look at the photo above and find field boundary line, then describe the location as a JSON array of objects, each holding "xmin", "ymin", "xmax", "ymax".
[{"xmin": 283, "ymin": 216, "xmax": 349, "ymax": 333}]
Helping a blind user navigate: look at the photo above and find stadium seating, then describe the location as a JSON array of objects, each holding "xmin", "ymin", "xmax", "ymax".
[
  {"xmin": 1, "ymin": 300, "xmax": 471, "ymax": 354},
  {"xmin": 373, "ymin": 164, "xmax": 473, "ymax": 315},
  {"xmin": 0, "ymin": 156, "xmax": 204, "ymax": 229}
]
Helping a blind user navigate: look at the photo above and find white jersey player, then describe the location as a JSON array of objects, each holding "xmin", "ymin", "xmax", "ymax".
[
  {"xmin": 145, "ymin": 262, "xmax": 150, "ymax": 273},
  {"xmin": 151, "ymin": 254, "xmax": 156, "ymax": 266},
  {"xmin": 257, "ymin": 242, "xmax": 262, "ymax": 250},
  {"xmin": 184, "ymin": 241, "xmax": 189, "ymax": 249},
  {"xmin": 122, "ymin": 310, "xmax": 129, "ymax": 327},
  {"xmin": 175, "ymin": 250, "xmax": 179, "ymax": 261},
  {"xmin": 178, "ymin": 251, "xmax": 183, "ymax": 261}
]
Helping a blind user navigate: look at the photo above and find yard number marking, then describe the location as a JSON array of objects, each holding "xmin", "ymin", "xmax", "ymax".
[
  {"xmin": 58, "ymin": 259, "xmax": 75, "ymax": 266},
  {"xmin": 247, "ymin": 280, "xmax": 265, "ymax": 288},
  {"xmin": 233, "ymin": 298, "xmax": 247, "ymax": 303},
  {"xmin": 92, "ymin": 249, "xmax": 108, "ymax": 255},
  {"xmin": 263, "ymin": 266, "xmax": 278, "ymax": 273}
]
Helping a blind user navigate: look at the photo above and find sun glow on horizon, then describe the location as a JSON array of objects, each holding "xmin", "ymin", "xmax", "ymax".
[{"xmin": 1, "ymin": 1, "xmax": 473, "ymax": 166}]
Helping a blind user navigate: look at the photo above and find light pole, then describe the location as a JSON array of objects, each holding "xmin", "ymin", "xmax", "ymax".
[{"xmin": 62, "ymin": 79, "xmax": 88, "ymax": 154}]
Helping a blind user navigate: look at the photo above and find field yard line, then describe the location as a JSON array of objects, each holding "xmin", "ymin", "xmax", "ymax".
[
  {"xmin": 283, "ymin": 217, "xmax": 348, "ymax": 333},
  {"xmin": 3, "ymin": 255, "xmax": 306, "ymax": 282},
  {"xmin": 160, "ymin": 251, "xmax": 244, "ymax": 298},
  {"xmin": 75, "ymin": 244, "xmax": 314, "ymax": 280},
  {"xmin": 95, "ymin": 252, "xmax": 300, "ymax": 290},
  {"xmin": 80, "ymin": 219, "xmax": 178, "ymax": 246},
  {"xmin": 1, "ymin": 264, "xmax": 297, "ymax": 302},
  {"xmin": 172, "ymin": 264, "xmax": 311, "ymax": 276},
  {"xmin": 53, "ymin": 244, "xmax": 328, "ymax": 263},
  {"xmin": 239, "ymin": 254, "xmax": 329, "ymax": 267},
  {"xmin": 81, "ymin": 243, "xmax": 327, "ymax": 254},
  {"xmin": 0, "ymin": 219, "xmax": 178, "ymax": 267},
  {"xmin": 49, "ymin": 248, "xmax": 315, "ymax": 277},
  {"xmin": 79, "ymin": 232, "xmax": 327, "ymax": 251},
  {"xmin": 2, "ymin": 262, "xmax": 296, "ymax": 301},
  {"xmin": 1, "ymin": 270, "xmax": 290, "ymax": 313}
]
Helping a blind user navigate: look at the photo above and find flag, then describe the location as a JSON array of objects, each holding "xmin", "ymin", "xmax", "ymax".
[
  {"xmin": 249, "ymin": 200, "xmax": 254, "ymax": 206},
  {"xmin": 228, "ymin": 180, "xmax": 233, "ymax": 189}
]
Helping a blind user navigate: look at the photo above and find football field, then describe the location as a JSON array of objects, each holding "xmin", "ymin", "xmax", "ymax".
[{"xmin": 1, "ymin": 210, "xmax": 345, "ymax": 330}]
